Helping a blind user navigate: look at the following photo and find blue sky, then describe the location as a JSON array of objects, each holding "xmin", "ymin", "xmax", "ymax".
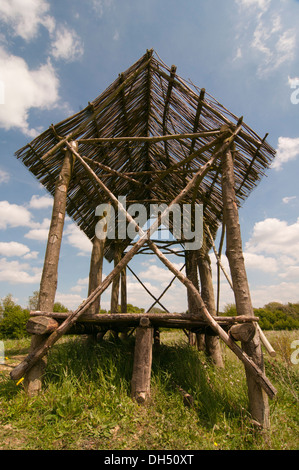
[{"xmin": 0, "ymin": 0, "xmax": 298, "ymax": 312}]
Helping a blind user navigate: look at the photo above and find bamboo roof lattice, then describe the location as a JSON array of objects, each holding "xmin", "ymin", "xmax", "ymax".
[{"xmin": 15, "ymin": 50, "xmax": 276, "ymax": 260}]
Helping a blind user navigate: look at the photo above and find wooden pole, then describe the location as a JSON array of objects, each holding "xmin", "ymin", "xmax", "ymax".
[
  {"xmin": 38, "ymin": 142, "xmax": 77, "ymax": 310},
  {"xmin": 131, "ymin": 317, "xmax": 153, "ymax": 403},
  {"xmin": 110, "ymin": 245, "xmax": 121, "ymax": 314},
  {"xmin": 24, "ymin": 142, "xmax": 76, "ymax": 396},
  {"xmin": 119, "ymin": 262, "xmax": 128, "ymax": 340},
  {"xmin": 110, "ymin": 244, "xmax": 122, "ymax": 338},
  {"xmin": 222, "ymin": 147, "xmax": 270, "ymax": 428},
  {"xmin": 88, "ymin": 234, "xmax": 106, "ymax": 315},
  {"xmin": 197, "ymin": 242, "xmax": 224, "ymax": 368},
  {"xmin": 77, "ymin": 130, "xmax": 221, "ymax": 145},
  {"xmin": 185, "ymin": 250, "xmax": 203, "ymax": 349},
  {"xmin": 206, "ymin": 224, "xmax": 276, "ymax": 357}
]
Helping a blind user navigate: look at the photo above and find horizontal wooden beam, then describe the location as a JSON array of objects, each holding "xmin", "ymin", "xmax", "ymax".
[
  {"xmin": 77, "ymin": 130, "xmax": 221, "ymax": 145},
  {"xmin": 30, "ymin": 311, "xmax": 259, "ymax": 324}
]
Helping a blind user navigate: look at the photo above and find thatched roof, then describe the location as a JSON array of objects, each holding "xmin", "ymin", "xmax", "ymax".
[{"xmin": 15, "ymin": 50, "xmax": 275, "ymax": 261}]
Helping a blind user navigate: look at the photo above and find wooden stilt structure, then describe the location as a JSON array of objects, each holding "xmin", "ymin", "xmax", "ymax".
[{"xmin": 12, "ymin": 50, "xmax": 278, "ymax": 427}]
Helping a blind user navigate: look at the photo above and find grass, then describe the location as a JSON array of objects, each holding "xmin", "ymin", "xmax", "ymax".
[{"xmin": 0, "ymin": 330, "xmax": 298, "ymax": 450}]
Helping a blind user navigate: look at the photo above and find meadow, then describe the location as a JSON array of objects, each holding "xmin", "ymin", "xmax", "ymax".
[{"xmin": 0, "ymin": 329, "xmax": 298, "ymax": 450}]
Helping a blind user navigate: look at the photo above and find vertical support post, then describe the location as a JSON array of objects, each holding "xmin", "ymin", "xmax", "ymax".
[
  {"xmin": 197, "ymin": 241, "xmax": 224, "ymax": 367},
  {"xmin": 88, "ymin": 232, "xmax": 107, "ymax": 315},
  {"xmin": 120, "ymin": 262, "xmax": 128, "ymax": 340},
  {"xmin": 185, "ymin": 249, "xmax": 204, "ymax": 350},
  {"xmin": 131, "ymin": 317, "xmax": 153, "ymax": 403},
  {"xmin": 222, "ymin": 147, "xmax": 270, "ymax": 428},
  {"xmin": 110, "ymin": 244, "xmax": 121, "ymax": 313},
  {"xmin": 121, "ymin": 264, "xmax": 127, "ymax": 313},
  {"xmin": 24, "ymin": 141, "xmax": 77, "ymax": 396},
  {"xmin": 110, "ymin": 244, "xmax": 122, "ymax": 338}
]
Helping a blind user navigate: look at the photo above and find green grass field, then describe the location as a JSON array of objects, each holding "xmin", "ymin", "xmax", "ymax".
[{"xmin": 0, "ymin": 329, "xmax": 298, "ymax": 450}]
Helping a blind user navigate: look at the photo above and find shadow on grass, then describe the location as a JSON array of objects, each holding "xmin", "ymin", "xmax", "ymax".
[{"xmin": 0, "ymin": 334, "xmax": 249, "ymax": 430}]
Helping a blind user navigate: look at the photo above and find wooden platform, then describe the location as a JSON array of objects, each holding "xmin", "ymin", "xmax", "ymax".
[{"xmin": 27, "ymin": 311, "xmax": 259, "ymax": 338}]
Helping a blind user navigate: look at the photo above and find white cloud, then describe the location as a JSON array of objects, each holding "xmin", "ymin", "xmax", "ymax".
[
  {"xmin": 138, "ymin": 262, "xmax": 185, "ymax": 284},
  {"xmin": 235, "ymin": 0, "xmax": 270, "ymax": 11},
  {"xmin": 0, "ymin": 47, "xmax": 60, "ymax": 136},
  {"xmin": 0, "ymin": 242, "xmax": 30, "ymax": 257},
  {"xmin": 272, "ymin": 137, "xmax": 299, "ymax": 170},
  {"xmin": 29, "ymin": 194, "xmax": 53, "ymax": 209},
  {"xmin": 64, "ymin": 223, "xmax": 92, "ymax": 254},
  {"xmin": 250, "ymin": 281, "xmax": 299, "ymax": 307},
  {"xmin": 113, "ymin": 31, "xmax": 119, "ymax": 41},
  {"xmin": 0, "ymin": 258, "xmax": 41, "ymax": 284},
  {"xmin": 282, "ymin": 196, "xmax": 296, "ymax": 204},
  {"xmin": 70, "ymin": 277, "xmax": 89, "ymax": 292},
  {"xmin": 0, "ymin": 0, "xmax": 54, "ymax": 41},
  {"xmin": 243, "ymin": 252, "xmax": 278, "ymax": 272},
  {"xmin": 23, "ymin": 251, "xmax": 39, "ymax": 260},
  {"xmin": 235, "ymin": 0, "xmax": 297, "ymax": 77},
  {"xmin": 54, "ymin": 292, "xmax": 83, "ymax": 310},
  {"xmin": 251, "ymin": 18, "xmax": 295, "ymax": 76},
  {"xmin": 246, "ymin": 217, "xmax": 299, "ymax": 261},
  {"xmin": 0, "ymin": 169, "xmax": 9, "ymax": 184},
  {"xmin": 0, "ymin": 200, "xmax": 32, "ymax": 229},
  {"xmin": 244, "ymin": 217, "xmax": 299, "ymax": 289},
  {"xmin": 91, "ymin": 0, "xmax": 114, "ymax": 17},
  {"xmin": 50, "ymin": 25, "xmax": 84, "ymax": 62},
  {"xmin": 24, "ymin": 218, "xmax": 51, "ymax": 241}
]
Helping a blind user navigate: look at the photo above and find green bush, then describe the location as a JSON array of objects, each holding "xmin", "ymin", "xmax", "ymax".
[
  {"xmin": 0, "ymin": 293, "xmax": 69, "ymax": 339},
  {"xmin": 0, "ymin": 295, "xmax": 30, "ymax": 339},
  {"xmin": 222, "ymin": 302, "xmax": 299, "ymax": 330}
]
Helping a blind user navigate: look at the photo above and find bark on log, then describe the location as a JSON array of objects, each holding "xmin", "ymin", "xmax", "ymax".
[
  {"xmin": 185, "ymin": 249, "xmax": 203, "ymax": 348},
  {"xmin": 38, "ymin": 144, "xmax": 76, "ymax": 311},
  {"xmin": 197, "ymin": 243, "xmax": 224, "ymax": 367},
  {"xmin": 229, "ymin": 323, "xmax": 256, "ymax": 343},
  {"xmin": 131, "ymin": 318, "xmax": 153, "ymax": 403},
  {"xmin": 24, "ymin": 142, "xmax": 76, "ymax": 397},
  {"xmin": 30, "ymin": 311, "xmax": 259, "ymax": 323},
  {"xmin": 26, "ymin": 316, "xmax": 59, "ymax": 335},
  {"xmin": 222, "ymin": 147, "xmax": 270, "ymax": 428},
  {"xmin": 88, "ymin": 231, "xmax": 106, "ymax": 315}
]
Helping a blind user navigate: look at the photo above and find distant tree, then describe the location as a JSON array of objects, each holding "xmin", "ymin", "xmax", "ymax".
[
  {"xmin": 126, "ymin": 303, "xmax": 145, "ymax": 313},
  {"xmin": 148, "ymin": 307, "xmax": 167, "ymax": 313},
  {"xmin": 53, "ymin": 302, "xmax": 69, "ymax": 313},
  {"xmin": 28, "ymin": 291, "xmax": 68, "ymax": 313},
  {"xmin": 0, "ymin": 294, "xmax": 29, "ymax": 339},
  {"xmin": 223, "ymin": 303, "xmax": 237, "ymax": 316},
  {"xmin": 28, "ymin": 290, "xmax": 39, "ymax": 310},
  {"xmin": 107, "ymin": 303, "xmax": 145, "ymax": 313},
  {"xmin": 221, "ymin": 302, "xmax": 299, "ymax": 330}
]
